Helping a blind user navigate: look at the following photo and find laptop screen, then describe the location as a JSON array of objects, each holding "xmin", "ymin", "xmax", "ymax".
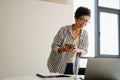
[{"xmin": 84, "ymin": 57, "xmax": 120, "ymax": 80}]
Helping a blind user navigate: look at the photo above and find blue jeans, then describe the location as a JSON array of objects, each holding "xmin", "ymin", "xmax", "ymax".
[
  {"xmin": 64, "ymin": 63, "xmax": 85, "ymax": 75},
  {"xmin": 64, "ymin": 63, "xmax": 73, "ymax": 74}
]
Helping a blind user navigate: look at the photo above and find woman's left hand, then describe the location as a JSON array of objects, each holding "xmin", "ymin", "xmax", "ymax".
[{"xmin": 71, "ymin": 44, "xmax": 81, "ymax": 53}]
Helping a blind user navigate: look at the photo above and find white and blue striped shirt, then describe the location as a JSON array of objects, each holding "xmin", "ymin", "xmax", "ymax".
[{"xmin": 47, "ymin": 25, "xmax": 88, "ymax": 74}]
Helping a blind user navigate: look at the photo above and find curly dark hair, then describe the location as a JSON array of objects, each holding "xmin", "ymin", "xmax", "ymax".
[{"xmin": 74, "ymin": 6, "xmax": 91, "ymax": 19}]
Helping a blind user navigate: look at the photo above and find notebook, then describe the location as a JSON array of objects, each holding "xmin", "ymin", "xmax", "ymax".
[
  {"xmin": 36, "ymin": 73, "xmax": 71, "ymax": 78},
  {"xmin": 84, "ymin": 57, "xmax": 120, "ymax": 80}
]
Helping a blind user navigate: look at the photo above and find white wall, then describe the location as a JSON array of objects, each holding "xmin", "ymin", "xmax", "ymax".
[{"xmin": 0, "ymin": 0, "xmax": 73, "ymax": 79}]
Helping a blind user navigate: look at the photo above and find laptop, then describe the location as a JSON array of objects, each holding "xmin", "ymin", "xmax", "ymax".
[{"xmin": 84, "ymin": 57, "xmax": 120, "ymax": 80}]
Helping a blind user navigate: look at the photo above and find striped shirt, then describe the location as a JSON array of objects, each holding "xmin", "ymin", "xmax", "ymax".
[{"xmin": 47, "ymin": 25, "xmax": 88, "ymax": 74}]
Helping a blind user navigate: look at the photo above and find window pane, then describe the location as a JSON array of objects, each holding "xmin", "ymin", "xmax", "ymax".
[
  {"xmin": 80, "ymin": 58, "xmax": 88, "ymax": 68},
  {"xmin": 99, "ymin": 0, "xmax": 120, "ymax": 9},
  {"xmin": 100, "ymin": 12, "xmax": 118, "ymax": 55}
]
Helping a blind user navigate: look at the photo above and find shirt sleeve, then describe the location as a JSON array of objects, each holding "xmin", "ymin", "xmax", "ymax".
[
  {"xmin": 51, "ymin": 27, "xmax": 65, "ymax": 53},
  {"xmin": 79, "ymin": 30, "xmax": 89, "ymax": 56}
]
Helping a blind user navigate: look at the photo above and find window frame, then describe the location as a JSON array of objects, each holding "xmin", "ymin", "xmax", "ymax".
[{"xmin": 95, "ymin": 0, "xmax": 120, "ymax": 58}]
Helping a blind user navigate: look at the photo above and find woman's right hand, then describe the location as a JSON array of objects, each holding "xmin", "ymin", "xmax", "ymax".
[
  {"xmin": 64, "ymin": 43, "xmax": 75, "ymax": 52},
  {"xmin": 58, "ymin": 43, "xmax": 79, "ymax": 53},
  {"xmin": 64, "ymin": 43, "xmax": 80, "ymax": 53},
  {"xmin": 58, "ymin": 43, "xmax": 73, "ymax": 53}
]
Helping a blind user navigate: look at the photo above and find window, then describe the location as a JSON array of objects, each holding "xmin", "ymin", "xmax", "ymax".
[
  {"xmin": 99, "ymin": 0, "xmax": 120, "ymax": 9},
  {"xmin": 100, "ymin": 12, "xmax": 118, "ymax": 55},
  {"xmin": 96, "ymin": 0, "xmax": 120, "ymax": 57}
]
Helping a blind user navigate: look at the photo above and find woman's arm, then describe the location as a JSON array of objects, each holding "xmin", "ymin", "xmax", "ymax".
[{"xmin": 51, "ymin": 27, "xmax": 65, "ymax": 53}]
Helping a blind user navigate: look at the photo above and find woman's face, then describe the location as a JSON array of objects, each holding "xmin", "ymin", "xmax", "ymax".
[{"xmin": 75, "ymin": 15, "xmax": 90, "ymax": 29}]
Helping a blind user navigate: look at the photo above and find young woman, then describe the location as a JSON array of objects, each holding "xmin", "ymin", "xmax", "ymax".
[{"xmin": 47, "ymin": 6, "xmax": 91, "ymax": 75}]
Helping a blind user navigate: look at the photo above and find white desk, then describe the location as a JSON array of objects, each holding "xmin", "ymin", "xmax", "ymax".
[{"xmin": 2, "ymin": 75, "xmax": 84, "ymax": 80}]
